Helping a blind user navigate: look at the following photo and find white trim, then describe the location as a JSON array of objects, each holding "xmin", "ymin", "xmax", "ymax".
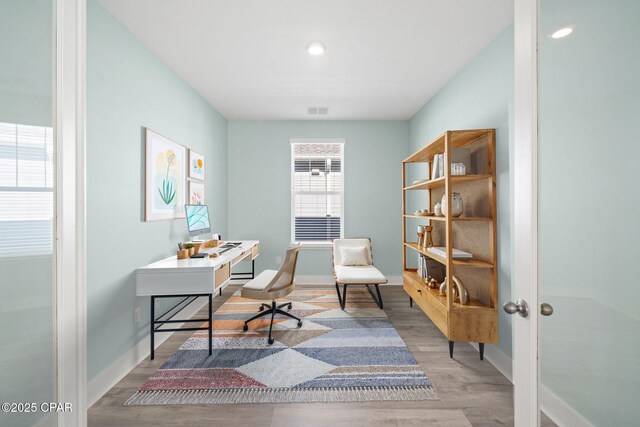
[
  {"xmin": 295, "ymin": 275, "xmax": 402, "ymax": 286},
  {"xmin": 468, "ymin": 343, "xmax": 513, "ymax": 382},
  {"xmin": 88, "ymin": 298, "xmax": 209, "ymax": 407},
  {"xmin": 514, "ymin": 0, "xmax": 539, "ymax": 425},
  {"xmin": 56, "ymin": 0, "xmax": 86, "ymax": 425},
  {"xmin": 540, "ymin": 385, "xmax": 595, "ymax": 427},
  {"xmin": 466, "ymin": 343, "xmax": 594, "ymax": 427}
]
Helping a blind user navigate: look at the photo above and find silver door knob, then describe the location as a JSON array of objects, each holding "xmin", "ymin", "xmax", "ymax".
[
  {"xmin": 540, "ymin": 303, "xmax": 554, "ymax": 316},
  {"xmin": 503, "ymin": 299, "xmax": 529, "ymax": 317}
]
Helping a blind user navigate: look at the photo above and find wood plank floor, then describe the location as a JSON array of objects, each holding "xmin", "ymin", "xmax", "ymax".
[{"xmin": 88, "ymin": 286, "xmax": 556, "ymax": 427}]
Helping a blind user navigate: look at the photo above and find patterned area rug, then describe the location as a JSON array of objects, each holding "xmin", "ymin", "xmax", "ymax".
[{"xmin": 125, "ymin": 288, "xmax": 437, "ymax": 405}]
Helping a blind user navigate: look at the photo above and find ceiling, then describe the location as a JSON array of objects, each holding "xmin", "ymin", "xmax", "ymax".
[{"xmin": 98, "ymin": 0, "xmax": 513, "ymax": 120}]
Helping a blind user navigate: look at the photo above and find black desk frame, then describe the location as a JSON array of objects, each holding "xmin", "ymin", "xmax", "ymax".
[{"xmin": 150, "ymin": 293, "xmax": 212, "ymax": 360}]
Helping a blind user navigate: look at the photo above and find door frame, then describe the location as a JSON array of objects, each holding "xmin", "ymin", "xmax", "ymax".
[
  {"xmin": 56, "ymin": 0, "xmax": 87, "ymax": 425},
  {"xmin": 513, "ymin": 0, "xmax": 539, "ymax": 425}
]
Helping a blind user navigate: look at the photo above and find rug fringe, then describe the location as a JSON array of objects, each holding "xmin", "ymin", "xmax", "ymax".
[{"xmin": 124, "ymin": 386, "xmax": 438, "ymax": 405}]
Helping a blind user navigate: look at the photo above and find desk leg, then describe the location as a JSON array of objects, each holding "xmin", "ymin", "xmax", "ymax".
[
  {"xmin": 150, "ymin": 296, "xmax": 155, "ymax": 360},
  {"xmin": 251, "ymin": 259, "xmax": 255, "ymax": 279},
  {"xmin": 208, "ymin": 293, "xmax": 213, "ymax": 356}
]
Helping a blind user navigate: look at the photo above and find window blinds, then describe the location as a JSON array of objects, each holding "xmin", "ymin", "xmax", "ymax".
[
  {"xmin": 0, "ymin": 122, "xmax": 54, "ymax": 256},
  {"xmin": 291, "ymin": 142, "xmax": 343, "ymax": 243}
]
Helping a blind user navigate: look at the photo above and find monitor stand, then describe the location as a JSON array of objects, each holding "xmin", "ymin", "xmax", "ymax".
[{"xmin": 192, "ymin": 234, "xmax": 210, "ymax": 242}]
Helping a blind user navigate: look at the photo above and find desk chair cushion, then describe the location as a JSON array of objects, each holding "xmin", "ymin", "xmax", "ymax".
[
  {"xmin": 339, "ymin": 246, "xmax": 370, "ymax": 266},
  {"xmin": 334, "ymin": 265, "xmax": 387, "ymax": 284},
  {"xmin": 242, "ymin": 269, "xmax": 278, "ymax": 291}
]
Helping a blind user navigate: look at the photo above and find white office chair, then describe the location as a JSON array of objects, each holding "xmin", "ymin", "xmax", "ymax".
[
  {"xmin": 332, "ymin": 238, "xmax": 387, "ymax": 310},
  {"xmin": 241, "ymin": 244, "xmax": 302, "ymax": 344}
]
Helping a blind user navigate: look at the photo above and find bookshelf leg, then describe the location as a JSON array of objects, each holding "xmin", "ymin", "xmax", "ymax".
[
  {"xmin": 449, "ymin": 341, "xmax": 454, "ymax": 358},
  {"xmin": 479, "ymin": 343, "xmax": 485, "ymax": 360}
]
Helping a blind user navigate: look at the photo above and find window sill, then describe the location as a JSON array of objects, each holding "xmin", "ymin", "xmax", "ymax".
[{"xmin": 294, "ymin": 242, "xmax": 333, "ymax": 249}]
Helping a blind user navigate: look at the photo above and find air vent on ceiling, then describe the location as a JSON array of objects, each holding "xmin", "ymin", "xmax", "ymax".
[{"xmin": 307, "ymin": 106, "xmax": 329, "ymax": 115}]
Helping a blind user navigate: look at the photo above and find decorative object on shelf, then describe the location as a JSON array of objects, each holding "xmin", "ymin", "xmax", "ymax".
[
  {"xmin": 145, "ymin": 128, "xmax": 187, "ymax": 221},
  {"xmin": 451, "ymin": 162, "xmax": 466, "ymax": 176},
  {"xmin": 417, "ymin": 225, "xmax": 425, "ymax": 233},
  {"xmin": 188, "ymin": 180, "xmax": 205, "ymax": 205},
  {"xmin": 417, "ymin": 232, "xmax": 424, "ymax": 248},
  {"xmin": 188, "ymin": 149, "xmax": 205, "ymax": 180},
  {"xmin": 423, "ymin": 225, "xmax": 434, "ymax": 249},
  {"xmin": 427, "ymin": 277, "xmax": 439, "ymax": 289},
  {"xmin": 427, "ymin": 246, "xmax": 473, "ymax": 259},
  {"xmin": 431, "ymin": 153, "xmax": 445, "ymax": 180},
  {"xmin": 441, "ymin": 192, "xmax": 463, "ymax": 217},
  {"xmin": 438, "ymin": 276, "xmax": 470, "ymax": 305},
  {"xmin": 434, "ymin": 203, "xmax": 443, "ymax": 216}
]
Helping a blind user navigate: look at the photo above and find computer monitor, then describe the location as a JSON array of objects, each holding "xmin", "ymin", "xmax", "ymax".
[{"xmin": 185, "ymin": 204, "xmax": 211, "ymax": 241}]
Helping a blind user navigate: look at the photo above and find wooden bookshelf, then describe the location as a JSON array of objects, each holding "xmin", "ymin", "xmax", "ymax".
[{"xmin": 402, "ymin": 129, "xmax": 498, "ymax": 360}]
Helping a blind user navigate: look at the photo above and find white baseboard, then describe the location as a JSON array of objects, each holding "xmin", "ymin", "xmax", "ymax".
[
  {"xmin": 468, "ymin": 343, "xmax": 513, "ymax": 382},
  {"xmin": 540, "ymin": 384, "xmax": 595, "ymax": 427},
  {"xmin": 295, "ymin": 275, "xmax": 402, "ymax": 285},
  {"xmin": 467, "ymin": 343, "xmax": 593, "ymax": 426},
  {"xmin": 87, "ymin": 297, "xmax": 209, "ymax": 407}
]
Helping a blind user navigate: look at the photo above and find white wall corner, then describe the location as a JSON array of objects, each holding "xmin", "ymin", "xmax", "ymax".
[
  {"xmin": 468, "ymin": 343, "xmax": 513, "ymax": 383},
  {"xmin": 87, "ymin": 298, "xmax": 208, "ymax": 407}
]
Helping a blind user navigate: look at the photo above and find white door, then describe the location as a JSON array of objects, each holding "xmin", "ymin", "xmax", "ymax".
[{"xmin": 514, "ymin": 0, "xmax": 640, "ymax": 425}]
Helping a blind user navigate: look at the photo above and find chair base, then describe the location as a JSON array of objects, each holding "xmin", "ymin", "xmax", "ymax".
[
  {"xmin": 243, "ymin": 300, "xmax": 302, "ymax": 344},
  {"xmin": 335, "ymin": 283, "xmax": 384, "ymax": 310}
]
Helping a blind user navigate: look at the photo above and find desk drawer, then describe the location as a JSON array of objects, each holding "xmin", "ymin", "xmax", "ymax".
[
  {"xmin": 215, "ymin": 262, "xmax": 230, "ymax": 288},
  {"xmin": 232, "ymin": 249, "xmax": 252, "ymax": 266}
]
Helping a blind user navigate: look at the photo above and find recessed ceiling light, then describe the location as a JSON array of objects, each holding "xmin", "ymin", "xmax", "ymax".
[
  {"xmin": 307, "ymin": 41, "xmax": 325, "ymax": 56},
  {"xmin": 550, "ymin": 26, "xmax": 575, "ymax": 39}
]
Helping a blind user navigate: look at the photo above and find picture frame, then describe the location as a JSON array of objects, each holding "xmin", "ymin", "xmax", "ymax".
[
  {"xmin": 188, "ymin": 180, "xmax": 205, "ymax": 205},
  {"xmin": 144, "ymin": 128, "xmax": 187, "ymax": 221},
  {"xmin": 188, "ymin": 149, "xmax": 205, "ymax": 180}
]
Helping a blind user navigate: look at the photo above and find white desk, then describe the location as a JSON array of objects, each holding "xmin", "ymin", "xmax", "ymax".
[{"xmin": 136, "ymin": 240, "xmax": 259, "ymax": 359}]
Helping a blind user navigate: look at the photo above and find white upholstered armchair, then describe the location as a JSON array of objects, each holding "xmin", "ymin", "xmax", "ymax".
[{"xmin": 332, "ymin": 238, "xmax": 387, "ymax": 310}]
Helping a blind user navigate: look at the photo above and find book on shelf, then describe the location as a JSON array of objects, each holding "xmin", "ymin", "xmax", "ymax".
[{"xmin": 426, "ymin": 246, "xmax": 473, "ymax": 259}]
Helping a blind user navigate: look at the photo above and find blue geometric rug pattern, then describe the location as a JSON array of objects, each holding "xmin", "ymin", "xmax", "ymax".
[{"xmin": 126, "ymin": 288, "xmax": 437, "ymax": 405}]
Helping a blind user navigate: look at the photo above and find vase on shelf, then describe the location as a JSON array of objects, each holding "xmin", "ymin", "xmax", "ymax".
[{"xmin": 441, "ymin": 192, "xmax": 463, "ymax": 217}]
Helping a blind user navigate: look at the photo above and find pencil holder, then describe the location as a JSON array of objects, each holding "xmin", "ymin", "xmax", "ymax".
[{"xmin": 176, "ymin": 249, "xmax": 189, "ymax": 260}]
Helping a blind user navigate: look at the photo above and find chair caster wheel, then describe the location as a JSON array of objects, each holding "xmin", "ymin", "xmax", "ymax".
[
  {"xmin": 258, "ymin": 306, "xmax": 264, "ymax": 312},
  {"xmin": 297, "ymin": 321, "xmax": 302, "ymax": 328},
  {"xmin": 268, "ymin": 337, "xmax": 274, "ymax": 345},
  {"xmin": 288, "ymin": 303, "xmax": 293, "ymax": 310},
  {"xmin": 243, "ymin": 324, "xmax": 248, "ymax": 332}
]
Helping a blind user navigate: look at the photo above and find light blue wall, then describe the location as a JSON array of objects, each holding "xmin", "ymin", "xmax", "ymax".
[
  {"xmin": 228, "ymin": 121, "xmax": 408, "ymax": 279},
  {"xmin": 408, "ymin": 27, "xmax": 514, "ymax": 358},
  {"xmin": 87, "ymin": 0, "xmax": 228, "ymax": 380}
]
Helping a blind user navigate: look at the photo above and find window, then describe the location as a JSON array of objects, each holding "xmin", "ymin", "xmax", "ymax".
[
  {"xmin": 291, "ymin": 140, "xmax": 344, "ymax": 245},
  {"xmin": 0, "ymin": 122, "xmax": 54, "ymax": 256}
]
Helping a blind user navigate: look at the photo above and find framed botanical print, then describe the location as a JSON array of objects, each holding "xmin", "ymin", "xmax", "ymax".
[
  {"xmin": 188, "ymin": 180, "xmax": 205, "ymax": 205},
  {"xmin": 144, "ymin": 128, "xmax": 186, "ymax": 221},
  {"xmin": 189, "ymin": 149, "xmax": 205, "ymax": 180}
]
